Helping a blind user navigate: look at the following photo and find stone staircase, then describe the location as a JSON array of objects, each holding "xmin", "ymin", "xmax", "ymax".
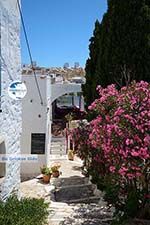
[
  {"xmin": 50, "ymin": 137, "xmax": 66, "ymax": 156},
  {"xmin": 48, "ymin": 176, "xmax": 114, "ymax": 225},
  {"xmin": 54, "ymin": 177, "xmax": 101, "ymax": 204}
]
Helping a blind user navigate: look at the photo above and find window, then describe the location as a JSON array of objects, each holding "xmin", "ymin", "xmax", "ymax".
[{"xmin": 31, "ymin": 133, "xmax": 46, "ymax": 154}]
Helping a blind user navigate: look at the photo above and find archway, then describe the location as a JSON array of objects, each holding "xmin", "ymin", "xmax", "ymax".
[
  {"xmin": 50, "ymin": 83, "xmax": 84, "ymax": 155},
  {"xmin": 51, "ymin": 83, "xmax": 82, "ymax": 103}
]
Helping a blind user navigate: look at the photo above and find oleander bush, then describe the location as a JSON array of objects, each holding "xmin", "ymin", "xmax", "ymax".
[
  {"xmin": 0, "ymin": 196, "xmax": 49, "ymax": 225},
  {"xmin": 71, "ymin": 81, "xmax": 150, "ymax": 222}
]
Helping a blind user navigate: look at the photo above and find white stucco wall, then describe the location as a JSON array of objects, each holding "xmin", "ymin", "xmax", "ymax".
[
  {"xmin": 21, "ymin": 75, "xmax": 51, "ymax": 177},
  {"xmin": 21, "ymin": 74, "xmax": 84, "ymax": 178},
  {"xmin": 51, "ymin": 83, "xmax": 81, "ymax": 103},
  {"xmin": 0, "ymin": 0, "xmax": 22, "ymax": 200}
]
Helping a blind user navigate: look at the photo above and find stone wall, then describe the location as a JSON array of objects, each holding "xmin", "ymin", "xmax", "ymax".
[{"xmin": 0, "ymin": 0, "xmax": 22, "ymax": 200}]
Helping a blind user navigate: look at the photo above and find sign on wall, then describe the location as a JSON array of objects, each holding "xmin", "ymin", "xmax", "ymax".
[
  {"xmin": 8, "ymin": 80, "xmax": 27, "ymax": 100},
  {"xmin": 31, "ymin": 133, "xmax": 46, "ymax": 155}
]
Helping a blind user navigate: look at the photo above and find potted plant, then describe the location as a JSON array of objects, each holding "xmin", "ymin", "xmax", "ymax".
[
  {"xmin": 51, "ymin": 163, "xmax": 61, "ymax": 178},
  {"xmin": 67, "ymin": 149, "xmax": 75, "ymax": 161},
  {"xmin": 40, "ymin": 165, "xmax": 52, "ymax": 183}
]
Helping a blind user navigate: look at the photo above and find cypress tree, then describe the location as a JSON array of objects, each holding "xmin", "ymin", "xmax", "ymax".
[
  {"xmin": 82, "ymin": 20, "xmax": 101, "ymax": 108},
  {"xmin": 105, "ymin": 0, "xmax": 150, "ymax": 87},
  {"xmin": 83, "ymin": 0, "xmax": 150, "ymax": 107}
]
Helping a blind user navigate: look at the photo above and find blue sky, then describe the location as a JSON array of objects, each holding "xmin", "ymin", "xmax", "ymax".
[{"xmin": 21, "ymin": 0, "xmax": 107, "ymax": 67}]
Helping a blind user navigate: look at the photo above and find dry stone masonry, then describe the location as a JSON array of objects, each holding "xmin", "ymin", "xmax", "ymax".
[{"xmin": 0, "ymin": 0, "xmax": 22, "ymax": 200}]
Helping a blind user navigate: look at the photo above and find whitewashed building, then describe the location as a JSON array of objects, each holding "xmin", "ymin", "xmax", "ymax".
[
  {"xmin": 21, "ymin": 72, "xmax": 82, "ymax": 177},
  {"xmin": 0, "ymin": 0, "xmax": 22, "ymax": 200},
  {"xmin": 21, "ymin": 74, "xmax": 52, "ymax": 178}
]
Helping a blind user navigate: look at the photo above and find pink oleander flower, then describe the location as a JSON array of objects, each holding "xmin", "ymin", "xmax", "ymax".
[
  {"xmin": 119, "ymin": 167, "xmax": 128, "ymax": 176},
  {"xmin": 131, "ymin": 151, "xmax": 140, "ymax": 157},
  {"xmin": 136, "ymin": 172, "xmax": 142, "ymax": 177},
  {"xmin": 71, "ymin": 81, "xmax": 150, "ymax": 208},
  {"xmin": 126, "ymin": 139, "xmax": 134, "ymax": 146},
  {"xmin": 144, "ymin": 135, "xmax": 150, "ymax": 145},
  {"xmin": 127, "ymin": 173, "xmax": 136, "ymax": 180},
  {"xmin": 109, "ymin": 166, "xmax": 116, "ymax": 173}
]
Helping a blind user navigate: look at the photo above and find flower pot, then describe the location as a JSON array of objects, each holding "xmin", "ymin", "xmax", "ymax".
[
  {"xmin": 52, "ymin": 171, "xmax": 60, "ymax": 178},
  {"xmin": 68, "ymin": 150, "xmax": 74, "ymax": 161},
  {"xmin": 43, "ymin": 174, "xmax": 51, "ymax": 183}
]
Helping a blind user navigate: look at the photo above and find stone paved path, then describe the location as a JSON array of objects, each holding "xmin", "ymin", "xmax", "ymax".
[
  {"xmin": 48, "ymin": 157, "xmax": 115, "ymax": 225},
  {"xmin": 20, "ymin": 177, "xmax": 53, "ymax": 202},
  {"xmin": 20, "ymin": 157, "xmax": 149, "ymax": 225}
]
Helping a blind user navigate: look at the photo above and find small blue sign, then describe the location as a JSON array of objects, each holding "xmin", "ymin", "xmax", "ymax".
[{"xmin": 8, "ymin": 80, "xmax": 27, "ymax": 100}]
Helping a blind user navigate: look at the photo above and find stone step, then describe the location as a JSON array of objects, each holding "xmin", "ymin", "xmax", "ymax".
[
  {"xmin": 50, "ymin": 219, "xmax": 111, "ymax": 225},
  {"xmin": 66, "ymin": 195, "xmax": 101, "ymax": 204},
  {"xmin": 51, "ymin": 145, "xmax": 65, "ymax": 148},
  {"xmin": 48, "ymin": 202, "xmax": 113, "ymax": 225},
  {"xmin": 60, "ymin": 218, "xmax": 112, "ymax": 225},
  {"xmin": 51, "ymin": 150, "xmax": 66, "ymax": 152},
  {"xmin": 55, "ymin": 183, "xmax": 96, "ymax": 202},
  {"xmin": 51, "ymin": 150, "xmax": 66, "ymax": 153},
  {"xmin": 51, "ymin": 141, "xmax": 65, "ymax": 143},
  {"xmin": 47, "ymin": 158, "xmax": 114, "ymax": 225},
  {"xmin": 50, "ymin": 149, "xmax": 66, "ymax": 155},
  {"xmin": 51, "ymin": 176, "xmax": 89, "ymax": 188},
  {"xmin": 51, "ymin": 143, "xmax": 65, "ymax": 146},
  {"xmin": 49, "ymin": 155, "xmax": 68, "ymax": 160},
  {"xmin": 51, "ymin": 144, "xmax": 65, "ymax": 146},
  {"xmin": 71, "ymin": 206, "xmax": 113, "ymax": 219},
  {"xmin": 51, "ymin": 148, "xmax": 65, "ymax": 150},
  {"xmin": 50, "ymin": 154, "xmax": 66, "ymax": 156},
  {"xmin": 60, "ymin": 203, "xmax": 113, "ymax": 225}
]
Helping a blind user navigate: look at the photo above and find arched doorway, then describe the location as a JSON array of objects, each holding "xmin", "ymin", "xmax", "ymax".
[{"xmin": 50, "ymin": 83, "xmax": 84, "ymax": 156}]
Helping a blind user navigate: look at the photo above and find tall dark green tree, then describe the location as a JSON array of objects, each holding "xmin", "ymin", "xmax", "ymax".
[
  {"xmin": 82, "ymin": 20, "xmax": 101, "ymax": 108},
  {"xmin": 83, "ymin": 0, "xmax": 150, "ymax": 107}
]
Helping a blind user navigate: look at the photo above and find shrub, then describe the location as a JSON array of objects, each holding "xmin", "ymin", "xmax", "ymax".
[
  {"xmin": 0, "ymin": 196, "xmax": 49, "ymax": 225},
  {"xmin": 71, "ymin": 81, "xmax": 150, "ymax": 220}
]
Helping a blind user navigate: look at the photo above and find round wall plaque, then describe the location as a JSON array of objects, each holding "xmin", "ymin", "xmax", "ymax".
[{"xmin": 8, "ymin": 81, "xmax": 27, "ymax": 100}]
